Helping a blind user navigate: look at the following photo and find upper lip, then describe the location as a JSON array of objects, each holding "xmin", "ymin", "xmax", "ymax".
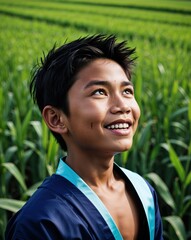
[{"xmin": 104, "ymin": 119, "xmax": 133, "ymax": 128}]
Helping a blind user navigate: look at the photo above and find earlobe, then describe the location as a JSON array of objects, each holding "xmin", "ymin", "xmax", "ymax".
[{"xmin": 42, "ymin": 106, "xmax": 68, "ymax": 134}]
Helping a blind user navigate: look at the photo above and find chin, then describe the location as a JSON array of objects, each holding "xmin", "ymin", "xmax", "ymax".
[
  {"xmin": 121, "ymin": 140, "xmax": 133, "ymax": 150},
  {"xmin": 114, "ymin": 143, "xmax": 133, "ymax": 154}
]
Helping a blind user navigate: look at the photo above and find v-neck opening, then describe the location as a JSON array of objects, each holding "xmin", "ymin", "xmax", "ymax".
[
  {"xmin": 56, "ymin": 158, "xmax": 154, "ymax": 240},
  {"xmin": 56, "ymin": 158, "xmax": 123, "ymax": 240}
]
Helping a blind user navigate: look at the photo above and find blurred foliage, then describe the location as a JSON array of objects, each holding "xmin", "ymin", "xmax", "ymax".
[{"xmin": 0, "ymin": 0, "xmax": 190, "ymax": 239}]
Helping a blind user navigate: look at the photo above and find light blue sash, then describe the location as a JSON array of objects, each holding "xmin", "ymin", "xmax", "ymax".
[
  {"xmin": 120, "ymin": 167, "xmax": 155, "ymax": 240},
  {"xmin": 56, "ymin": 159, "xmax": 155, "ymax": 240}
]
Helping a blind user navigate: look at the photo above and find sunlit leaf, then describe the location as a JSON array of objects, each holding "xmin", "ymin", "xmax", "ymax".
[
  {"xmin": 188, "ymin": 99, "xmax": 191, "ymax": 122},
  {"xmin": 0, "ymin": 198, "xmax": 25, "ymax": 213},
  {"xmin": 164, "ymin": 216, "xmax": 186, "ymax": 240},
  {"xmin": 2, "ymin": 163, "xmax": 27, "ymax": 191},
  {"xmin": 185, "ymin": 171, "xmax": 191, "ymax": 187},
  {"xmin": 22, "ymin": 109, "xmax": 32, "ymax": 139},
  {"xmin": 167, "ymin": 142, "xmax": 185, "ymax": 182},
  {"xmin": 5, "ymin": 146, "xmax": 18, "ymax": 162},
  {"xmin": 30, "ymin": 121, "xmax": 42, "ymax": 137},
  {"xmin": 24, "ymin": 181, "xmax": 42, "ymax": 197},
  {"xmin": 146, "ymin": 172, "xmax": 175, "ymax": 210}
]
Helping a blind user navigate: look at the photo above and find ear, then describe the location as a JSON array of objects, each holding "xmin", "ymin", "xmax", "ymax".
[{"xmin": 42, "ymin": 105, "xmax": 68, "ymax": 134}]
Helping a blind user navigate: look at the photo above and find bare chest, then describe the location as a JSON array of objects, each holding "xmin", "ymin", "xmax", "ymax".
[{"xmin": 95, "ymin": 188, "xmax": 139, "ymax": 240}]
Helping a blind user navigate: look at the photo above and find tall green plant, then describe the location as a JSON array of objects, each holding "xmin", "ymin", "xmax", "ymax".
[
  {"xmin": 0, "ymin": 0, "xmax": 190, "ymax": 239},
  {"xmin": 157, "ymin": 142, "xmax": 190, "ymax": 240}
]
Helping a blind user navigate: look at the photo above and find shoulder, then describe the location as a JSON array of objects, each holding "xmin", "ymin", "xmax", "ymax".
[
  {"xmin": 5, "ymin": 175, "xmax": 84, "ymax": 239},
  {"xmin": 5, "ymin": 174, "xmax": 115, "ymax": 239}
]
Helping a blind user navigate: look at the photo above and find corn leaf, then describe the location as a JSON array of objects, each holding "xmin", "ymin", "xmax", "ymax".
[
  {"xmin": 30, "ymin": 121, "xmax": 42, "ymax": 138},
  {"xmin": 5, "ymin": 146, "xmax": 18, "ymax": 163},
  {"xmin": 21, "ymin": 109, "xmax": 32, "ymax": 140},
  {"xmin": 146, "ymin": 172, "xmax": 175, "ymax": 210},
  {"xmin": 2, "ymin": 162, "xmax": 27, "ymax": 191},
  {"xmin": 188, "ymin": 99, "xmax": 191, "ymax": 122},
  {"xmin": 0, "ymin": 198, "xmax": 25, "ymax": 213},
  {"xmin": 168, "ymin": 142, "xmax": 185, "ymax": 182},
  {"xmin": 164, "ymin": 216, "xmax": 187, "ymax": 240},
  {"xmin": 185, "ymin": 171, "xmax": 191, "ymax": 188},
  {"xmin": 24, "ymin": 181, "xmax": 42, "ymax": 197}
]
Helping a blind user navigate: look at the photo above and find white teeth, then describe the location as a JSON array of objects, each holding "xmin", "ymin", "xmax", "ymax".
[{"xmin": 107, "ymin": 123, "xmax": 130, "ymax": 129}]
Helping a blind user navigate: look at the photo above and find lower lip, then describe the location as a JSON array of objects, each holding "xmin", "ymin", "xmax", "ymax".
[{"xmin": 106, "ymin": 127, "xmax": 132, "ymax": 136}]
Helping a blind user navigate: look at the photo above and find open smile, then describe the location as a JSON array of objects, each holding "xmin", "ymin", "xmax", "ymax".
[
  {"xmin": 105, "ymin": 119, "xmax": 132, "ymax": 130},
  {"xmin": 106, "ymin": 123, "xmax": 130, "ymax": 129},
  {"xmin": 104, "ymin": 120, "xmax": 133, "ymax": 136}
]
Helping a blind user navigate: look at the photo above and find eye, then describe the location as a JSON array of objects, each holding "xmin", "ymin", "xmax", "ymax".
[
  {"xmin": 92, "ymin": 89, "xmax": 107, "ymax": 96},
  {"xmin": 123, "ymin": 87, "xmax": 134, "ymax": 96}
]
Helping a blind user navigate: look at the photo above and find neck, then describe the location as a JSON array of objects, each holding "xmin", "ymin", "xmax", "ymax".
[{"xmin": 65, "ymin": 151, "xmax": 116, "ymax": 188}]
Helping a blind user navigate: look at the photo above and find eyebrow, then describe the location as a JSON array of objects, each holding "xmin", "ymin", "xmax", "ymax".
[{"xmin": 84, "ymin": 80, "xmax": 134, "ymax": 90}]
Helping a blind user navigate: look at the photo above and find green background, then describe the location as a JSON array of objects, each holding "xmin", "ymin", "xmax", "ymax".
[{"xmin": 0, "ymin": 0, "xmax": 191, "ymax": 239}]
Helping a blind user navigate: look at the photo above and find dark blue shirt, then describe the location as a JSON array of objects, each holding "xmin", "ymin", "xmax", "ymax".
[{"xmin": 5, "ymin": 160, "xmax": 163, "ymax": 239}]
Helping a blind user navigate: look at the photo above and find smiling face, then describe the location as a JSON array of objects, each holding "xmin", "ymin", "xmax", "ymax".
[{"xmin": 62, "ymin": 58, "xmax": 140, "ymax": 157}]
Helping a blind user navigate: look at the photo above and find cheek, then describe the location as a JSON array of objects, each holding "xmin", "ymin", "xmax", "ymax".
[
  {"xmin": 73, "ymin": 103, "xmax": 106, "ymax": 127},
  {"xmin": 86, "ymin": 109, "xmax": 106, "ymax": 127},
  {"xmin": 132, "ymin": 101, "xmax": 141, "ymax": 134},
  {"xmin": 84, "ymin": 101, "xmax": 107, "ymax": 118},
  {"xmin": 133, "ymin": 100, "xmax": 141, "ymax": 120},
  {"xmin": 136, "ymin": 104, "xmax": 141, "ymax": 120}
]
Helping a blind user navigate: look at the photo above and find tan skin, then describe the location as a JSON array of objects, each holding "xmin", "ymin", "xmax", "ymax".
[{"xmin": 43, "ymin": 59, "xmax": 141, "ymax": 239}]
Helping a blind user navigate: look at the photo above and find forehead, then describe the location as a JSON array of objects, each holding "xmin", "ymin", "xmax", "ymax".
[{"xmin": 74, "ymin": 58, "xmax": 129, "ymax": 85}]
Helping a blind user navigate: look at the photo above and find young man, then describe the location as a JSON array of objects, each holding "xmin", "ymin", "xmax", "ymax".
[{"xmin": 5, "ymin": 35, "xmax": 163, "ymax": 239}]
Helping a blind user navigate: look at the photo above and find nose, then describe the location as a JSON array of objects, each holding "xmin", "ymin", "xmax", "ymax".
[{"xmin": 110, "ymin": 95, "xmax": 131, "ymax": 114}]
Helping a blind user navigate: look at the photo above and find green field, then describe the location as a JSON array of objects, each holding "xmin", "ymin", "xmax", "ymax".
[{"xmin": 0, "ymin": 0, "xmax": 191, "ymax": 239}]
